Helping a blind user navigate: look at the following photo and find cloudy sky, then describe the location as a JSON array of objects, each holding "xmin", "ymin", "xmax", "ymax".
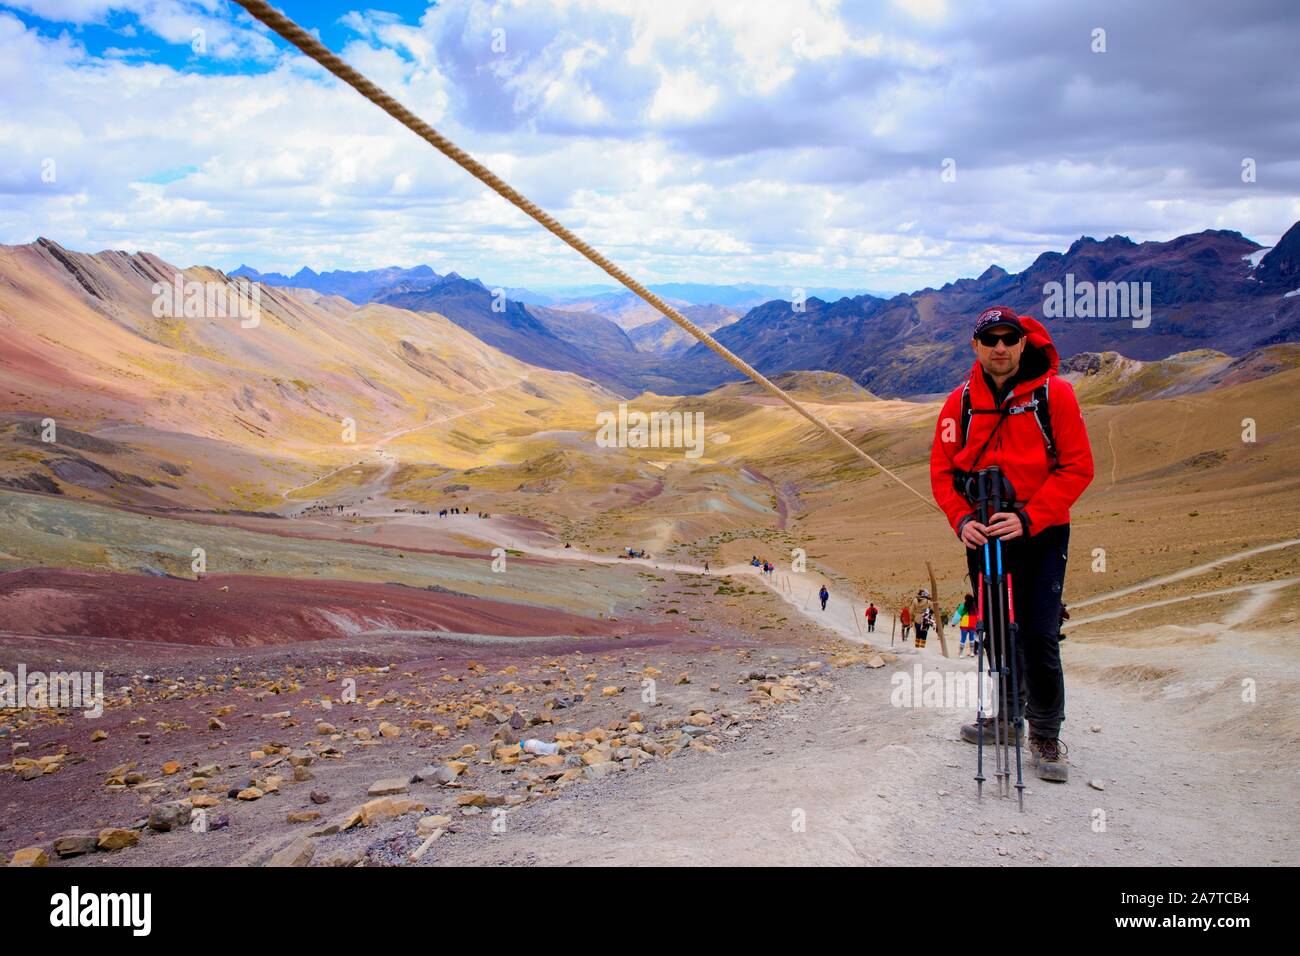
[{"xmin": 2, "ymin": 0, "xmax": 1297, "ymax": 292}]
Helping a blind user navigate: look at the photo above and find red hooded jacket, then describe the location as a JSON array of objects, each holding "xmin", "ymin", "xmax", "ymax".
[{"xmin": 930, "ymin": 315, "xmax": 1094, "ymax": 537}]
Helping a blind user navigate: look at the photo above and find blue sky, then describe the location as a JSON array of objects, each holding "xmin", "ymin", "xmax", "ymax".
[
  {"xmin": 7, "ymin": 1, "xmax": 418, "ymax": 70},
  {"xmin": 2, "ymin": 0, "xmax": 1297, "ymax": 292}
]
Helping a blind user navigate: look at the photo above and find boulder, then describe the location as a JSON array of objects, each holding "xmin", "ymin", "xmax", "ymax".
[
  {"xmin": 367, "ymin": 778, "xmax": 409, "ymax": 797},
  {"xmin": 53, "ymin": 832, "xmax": 100, "ymax": 858},
  {"xmin": 9, "ymin": 846, "xmax": 49, "ymax": 867},
  {"xmin": 148, "ymin": 802, "xmax": 193, "ymax": 832},
  {"xmin": 97, "ymin": 828, "xmax": 139, "ymax": 851},
  {"xmin": 265, "ymin": 837, "xmax": 315, "ymax": 868}
]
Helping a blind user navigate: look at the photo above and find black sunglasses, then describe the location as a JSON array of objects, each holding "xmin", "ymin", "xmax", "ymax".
[{"xmin": 977, "ymin": 330, "xmax": 1022, "ymax": 347}]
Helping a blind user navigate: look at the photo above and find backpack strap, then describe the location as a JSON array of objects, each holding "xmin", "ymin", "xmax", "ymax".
[
  {"xmin": 957, "ymin": 379, "xmax": 1058, "ymax": 467},
  {"xmin": 959, "ymin": 382, "xmax": 973, "ymax": 446},
  {"xmin": 1032, "ymin": 382, "xmax": 1058, "ymax": 465}
]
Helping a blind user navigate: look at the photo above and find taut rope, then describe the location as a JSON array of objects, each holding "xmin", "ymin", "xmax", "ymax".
[{"xmin": 233, "ymin": 0, "xmax": 940, "ymax": 512}]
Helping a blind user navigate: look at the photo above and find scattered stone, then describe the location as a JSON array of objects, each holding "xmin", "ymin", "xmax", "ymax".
[
  {"xmin": 417, "ymin": 815, "xmax": 453, "ymax": 836},
  {"xmin": 367, "ymin": 777, "xmax": 409, "ymax": 797},
  {"xmin": 237, "ymin": 787, "xmax": 264, "ymax": 801},
  {"xmin": 53, "ymin": 833, "xmax": 99, "ymax": 858},
  {"xmin": 265, "ymin": 837, "xmax": 315, "ymax": 868},
  {"xmin": 358, "ymin": 796, "xmax": 426, "ymax": 826},
  {"xmin": 8, "ymin": 846, "xmax": 48, "ymax": 867},
  {"xmin": 287, "ymin": 809, "xmax": 322, "ymax": 824},
  {"xmin": 90, "ymin": 730, "xmax": 108, "ymax": 743},
  {"xmin": 148, "ymin": 802, "xmax": 193, "ymax": 832},
  {"xmin": 310, "ymin": 790, "xmax": 330, "ymax": 805},
  {"xmin": 1088, "ymin": 778, "xmax": 1105, "ymax": 791},
  {"xmin": 98, "ymin": 828, "xmax": 139, "ymax": 851}
]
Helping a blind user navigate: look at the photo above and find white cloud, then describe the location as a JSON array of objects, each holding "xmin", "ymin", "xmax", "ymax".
[{"xmin": 0, "ymin": 0, "xmax": 1296, "ymax": 295}]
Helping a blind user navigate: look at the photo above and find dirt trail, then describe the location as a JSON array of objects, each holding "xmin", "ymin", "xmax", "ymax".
[
  {"xmin": 1067, "ymin": 575, "xmax": 1300, "ymax": 628},
  {"xmin": 392, "ymin": 530, "xmax": 1294, "ymax": 866},
  {"xmin": 1069, "ymin": 537, "xmax": 1300, "ymax": 609},
  {"xmin": 468, "ymin": 535, "xmax": 911, "ymax": 650}
]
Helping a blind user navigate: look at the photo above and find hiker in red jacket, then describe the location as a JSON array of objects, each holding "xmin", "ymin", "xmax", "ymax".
[{"xmin": 930, "ymin": 306, "xmax": 1094, "ymax": 782}]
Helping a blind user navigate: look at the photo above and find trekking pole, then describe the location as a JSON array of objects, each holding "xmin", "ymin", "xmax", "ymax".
[
  {"xmin": 1005, "ymin": 569, "xmax": 1026, "ymax": 811},
  {"xmin": 977, "ymin": 470, "xmax": 1005, "ymax": 795},
  {"xmin": 975, "ymin": 571, "xmax": 987, "ymax": 800},
  {"xmin": 991, "ymin": 468, "xmax": 1016, "ymax": 798},
  {"xmin": 994, "ymin": 533, "xmax": 1011, "ymax": 797}
]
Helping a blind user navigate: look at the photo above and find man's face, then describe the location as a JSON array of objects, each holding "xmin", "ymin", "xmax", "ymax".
[{"xmin": 971, "ymin": 323, "xmax": 1024, "ymax": 378}]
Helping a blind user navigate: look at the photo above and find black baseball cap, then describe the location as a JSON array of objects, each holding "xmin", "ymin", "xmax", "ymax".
[{"xmin": 973, "ymin": 306, "xmax": 1025, "ymax": 338}]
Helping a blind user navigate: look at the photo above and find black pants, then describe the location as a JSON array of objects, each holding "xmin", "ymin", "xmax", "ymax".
[{"xmin": 965, "ymin": 523, "xmax": 1070, "ymax": 738}]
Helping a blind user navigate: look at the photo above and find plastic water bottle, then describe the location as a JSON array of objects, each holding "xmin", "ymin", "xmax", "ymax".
[{"xmin": 522, "ymin": 739, "xmax": 560, "ymax": 756}]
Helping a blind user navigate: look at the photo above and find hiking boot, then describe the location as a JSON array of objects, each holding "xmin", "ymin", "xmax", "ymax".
[
  {"xmin": 959, "ymin": 715, "xmax": 1024, "ymax": 745},
  {"xmin": 1029, "ymin": 735, "xmax": 1069, "ymax": 782}
]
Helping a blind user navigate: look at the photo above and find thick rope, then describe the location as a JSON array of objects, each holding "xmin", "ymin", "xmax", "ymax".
[{"xmin": 233, "ymin": 0, "xmax": 940, "ymax": 513}]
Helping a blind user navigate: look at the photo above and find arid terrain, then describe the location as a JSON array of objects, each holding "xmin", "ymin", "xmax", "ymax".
[{"xmin": 1, "ymin": 241, "xmax": 1297, "ymax": 867}]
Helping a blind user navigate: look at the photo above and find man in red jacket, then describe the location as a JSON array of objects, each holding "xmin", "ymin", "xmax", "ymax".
[{"xmin": 930, "ymin": 306, "xmax": 1094, "ymax": 782}]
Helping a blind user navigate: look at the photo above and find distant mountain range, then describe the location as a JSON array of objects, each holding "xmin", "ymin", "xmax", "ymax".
[
  {"xmin": 229, "ymin": 264, "xmax": 883, "ymax": 318},
  {"xmin": 674, "ymin": 221, "xmax": 1300, "ymax": 396},
  {"xmin": 230, "ymin": 263, "xmax": 439, "ymax": 303},
  {"xmin": 16, "ymin": 220, "xmax": 1300, "ymax": 402},
  {"xmin": 373, "ymin": 274, "xmax": 691, "ymax": 394}
]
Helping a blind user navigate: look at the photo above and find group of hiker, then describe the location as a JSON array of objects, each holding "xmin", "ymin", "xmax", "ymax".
[
  {"xmin": 437, "ymin": 506, "xmax": 489, "ymax": 518},
  {"xmin": 873, "ymin": 589, "xmax": 980, "ymax": 657},
  {"xmin": 750, "ymin": 556, "xmax": 775, "ymax": 576},
  {"xmin": 895, "ymin": 590, "xmax": 937, "ymax": 648}
]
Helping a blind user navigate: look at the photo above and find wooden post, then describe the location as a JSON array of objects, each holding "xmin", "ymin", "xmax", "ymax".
[{"xmin": 927, "ymin": 561, "xmax": 949, "ymax": 658}]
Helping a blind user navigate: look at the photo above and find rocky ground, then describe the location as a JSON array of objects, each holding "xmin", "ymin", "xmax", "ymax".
[
  {"xmin": 2, "ymin": 504, "xmax": 1296, "ymax": 868},
  {"xmin": 0, "ymin": 569, "xmax": 896, "ymax": 867}
]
